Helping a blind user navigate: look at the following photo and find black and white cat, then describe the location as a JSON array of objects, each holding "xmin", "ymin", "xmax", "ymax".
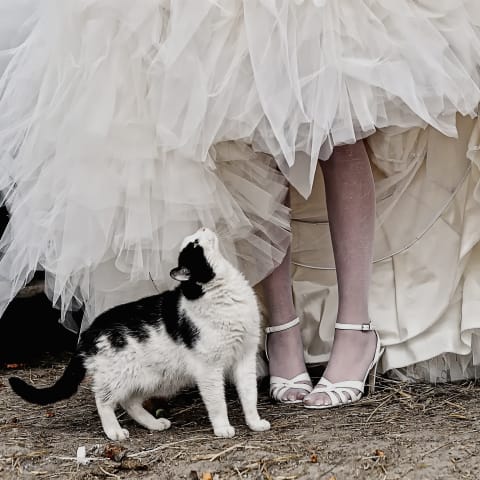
[{"xmin": 9, "ymin": 228, "xmax": 270, "ymax": 440}]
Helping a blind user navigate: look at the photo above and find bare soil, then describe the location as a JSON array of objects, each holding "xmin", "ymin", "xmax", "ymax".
[{"xmin": 0, "ymin": 355, "xmax": 479, "ymax": 480}]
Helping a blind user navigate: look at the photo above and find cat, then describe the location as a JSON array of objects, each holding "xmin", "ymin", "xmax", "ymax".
[{"xmin": 9, "ymin": 228, "xmax": 270, "ymax": 440}]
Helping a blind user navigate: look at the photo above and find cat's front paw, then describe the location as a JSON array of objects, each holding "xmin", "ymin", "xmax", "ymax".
[
  {"xmin": 248, "ymin": 419, "xmax": 271, "ymax": 432},
  {"xmin": 213, "ymin": 425, "xmax": 235, "ymax": 438},
  {"xmin": 105, "ymin": 427, "xmax": 130, "ymax": 441},
  {"xmin": 151, "ymin": 418, "xmax": 171, "ymax": 431}
]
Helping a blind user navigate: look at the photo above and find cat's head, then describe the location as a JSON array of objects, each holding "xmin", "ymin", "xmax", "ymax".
[{"xmin": 170, "ymin": 228, "xmax": 221, "ymax": 285}]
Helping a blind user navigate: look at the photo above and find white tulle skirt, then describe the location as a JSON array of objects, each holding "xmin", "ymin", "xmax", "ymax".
[
  {"xmin": 244, "ymin": 0, "xmax": 480, "ymax": 197},
  {"xmin": 0, "ymin": 1, "xmax": 290, "ymax": 329},
  {"xmin": 1, "ymin": 0, "xmax": 480, "ymax": 332}
]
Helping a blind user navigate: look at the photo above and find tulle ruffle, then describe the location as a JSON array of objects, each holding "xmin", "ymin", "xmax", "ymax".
[
  {"xmin": 244, "ymin": 0, "xmax": 480, "ymax": 196},
  {"xmin": 0, "ymin": 1, "xmax": 289, "ymax": 329}
]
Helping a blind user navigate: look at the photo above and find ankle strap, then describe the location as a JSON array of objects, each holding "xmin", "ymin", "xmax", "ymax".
[
  {"xmin": 265, "ymin": 317, "xmax": 300, "ymax": 334},
  {"xmin": 335, "ymin": 322, "xmax": 372, "ymax": 332}
]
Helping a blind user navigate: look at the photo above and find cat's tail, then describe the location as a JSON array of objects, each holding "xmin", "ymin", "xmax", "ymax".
[{"xmin": 9, "ymin": 355, "xmax": 86, "ymax": 405}]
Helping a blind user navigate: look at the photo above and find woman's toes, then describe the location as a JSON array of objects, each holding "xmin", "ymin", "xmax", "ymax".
[
  {"xmin": 303, "ymin": 393, "xmax": 330, "ymax": 407},
  {"xmin": 286, "ymin": 391, "xmax": 301, "ymax": 403},
  {"xmin": 283, "ymin": 387, "xmax": 310, "ymax": 403}
]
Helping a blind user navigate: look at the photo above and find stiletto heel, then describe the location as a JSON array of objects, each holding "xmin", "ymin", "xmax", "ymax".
[
  {"xmin": 265, "ymin": 317, "xmax": 313, "ymax": 404},
  {"xmin": 304, "ymin": 322, "xmax": 384, "ymax": 410},
  {"xmin": 368, "ymin": 360, "xmax": 379, "ymax": 394}
]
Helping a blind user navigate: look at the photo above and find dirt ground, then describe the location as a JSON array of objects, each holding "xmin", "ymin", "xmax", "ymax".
[{"xmin": 0, "ymin": 355, "xmax": 479, "ymax": 480}]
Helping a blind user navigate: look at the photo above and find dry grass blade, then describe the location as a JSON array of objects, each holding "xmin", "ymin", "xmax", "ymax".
[
  {"xmin": 128, "ymin": 436, "xmax": 212, "ymax": 458},
  {"xmin": 241, "ymin": 454, "xmax": 304, "ymax": 471},
  {"xmin": 364, "ymin": 393, "xmax": 396, "ymax": 424},
  {"xmin": 98, "ymin": 466, "xmax": 120, "ymax": 478},
  {"xmin": 421, "ymin": 441, "xmax": 458, "ymax": 459},
  {"xmin": 191, "ymin": 443, "xmax": 262, "ymax": 462}
]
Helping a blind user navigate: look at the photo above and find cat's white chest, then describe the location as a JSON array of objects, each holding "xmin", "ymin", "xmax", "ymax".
[{"xmin": 184, "ymin": 282, "xmax": 260, "ymax": 366}]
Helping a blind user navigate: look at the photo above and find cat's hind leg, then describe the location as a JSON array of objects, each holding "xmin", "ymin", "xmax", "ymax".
[
  {"xmin": 95, "ymin": 395, "xmax": 129, "ymax": 441},
  {"xmin": 233, "ymin": 348, "xmax": 271, "ymax": 432},
  {"xmin": 122, "ymin": 398, "xmax": 171, "ymax": 432}
]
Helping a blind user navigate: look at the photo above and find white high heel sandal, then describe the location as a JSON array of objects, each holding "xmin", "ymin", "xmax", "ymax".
[
  {"xmin": 265, "ymin": 317, "xmax": 313, "ymax": 404},
  {"xmin": 304, "ymin": 322, "xmax": 384, "ymax": 410}
]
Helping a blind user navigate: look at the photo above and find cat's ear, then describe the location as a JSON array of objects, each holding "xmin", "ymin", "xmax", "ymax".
[{"xmin": 170, "ymin": 267, "xmax": 191, "ymax": 282}]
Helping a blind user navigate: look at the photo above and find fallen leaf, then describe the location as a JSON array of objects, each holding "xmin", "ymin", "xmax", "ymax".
[
  {"xmin": 119, "ymin": 458, "xmax": 148, "ymax": 471},
  {"xmin": 374, "ymin": 449, "xmax": 385, "ymax": 458},
  {"xmin": 6, "ymin": 364, "xmax": 25, "ymax": 369},
  {"xmin": 103, "ymin": 444, "xmax": 127, "ymax": 462},
  {"xmin": 202, "ymin": 473, "xmax": 213, "ymax": 480},
  {"xmin": 310, "ymin": 453, "xmax": 318, "ymax": 463},
  {"xmin": 45, "ymin": 411, "xmax": 55, "ymax": 418}
]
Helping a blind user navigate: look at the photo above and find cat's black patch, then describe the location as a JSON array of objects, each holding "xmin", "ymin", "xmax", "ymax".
[
  {"xmin": 177, "ymin": 242, "xmax": 215, "ymax": 284},
  {"xmin": 79, "ymin": 295, "xmax": 165, "ymax": 355},
  {"xmin": 160, "ymin": 289, "xmax": 199, "ymax": 348},
  {"xmin": 107, "ymin": 329, "xmax": 128, "ymax": 350},
  {"xmin": 180, "ymin": 281, "xmax": 204, "ymax": 300},
  {"xmin": 79, "ymin": 288, "xmax": 199, "ymax": 355}
]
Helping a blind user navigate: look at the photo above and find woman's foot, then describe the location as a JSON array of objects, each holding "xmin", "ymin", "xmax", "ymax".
[
  {"xmin": 266, "ymin": 317, "xmax": 312, "ymax": 403},
  {"xmin": 303, "ymin": 321, "xmax": 379, "ymax": 407}
]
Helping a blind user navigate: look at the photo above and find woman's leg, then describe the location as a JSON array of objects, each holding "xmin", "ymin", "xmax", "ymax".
[
  {"xmin": 262, "ymin": 245, "xmax": 311, "ymax": 402},
  {"xmin": 304, "ymin": 140, "xmax": 377, "ymax": 406}
]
